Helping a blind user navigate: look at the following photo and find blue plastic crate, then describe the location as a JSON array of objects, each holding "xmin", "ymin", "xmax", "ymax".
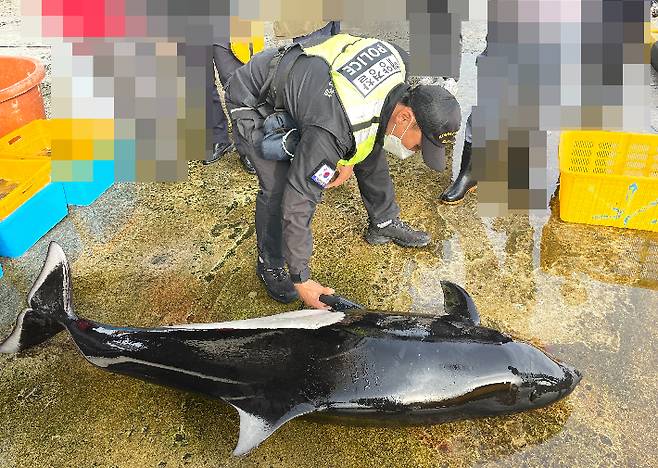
[
  {"xmin": 62, "ymin": 160, "xmax": 115, "ymax": 206},
  {"xmin": 0, "ymin": 183, "xmax": 68, "ymax": 258}
]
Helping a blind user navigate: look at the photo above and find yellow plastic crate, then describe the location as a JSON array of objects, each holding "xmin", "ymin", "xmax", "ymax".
[
  {"xmin": 0, "ymin": 158, "xmax": 51, "ymax": 219},
  {"xmin": 0, "ymin": 119, "xmax": 51, "ymax": 159},
  {"xmin": 559, "ymin": 131, "xmax": 658, "ymax": 232},
  {"xmin": 0, "ymin": 118, "xmax": 115, "ymax": 160}
]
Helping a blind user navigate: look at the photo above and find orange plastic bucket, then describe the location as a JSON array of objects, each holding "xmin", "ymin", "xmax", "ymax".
[{"xmin": 0, "ymin": 56, "xmax": 46, "ymax": 138}]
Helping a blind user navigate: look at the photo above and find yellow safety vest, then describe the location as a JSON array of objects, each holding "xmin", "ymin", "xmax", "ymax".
[
  {"xmin": 230, "ymin": 20, "xmax": 265, "ymax": 64},
  {"xmin": 303, "ymin": 34, "xmax": 406, "ymax": 165},
  {"xmin": 230, "ymin": 38, "xmax": 265, "ymax": 64}
]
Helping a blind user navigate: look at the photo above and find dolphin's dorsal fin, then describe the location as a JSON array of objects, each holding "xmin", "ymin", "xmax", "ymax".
[
  {"xmin": 230, "ymin": 402, "xmax": 316, "ymax": 456},
  {"xmin": 440, "ymin": 281, "xmax": 480, "ymax": 326}
]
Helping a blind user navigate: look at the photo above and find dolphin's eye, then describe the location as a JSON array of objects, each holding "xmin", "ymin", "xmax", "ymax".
[{"xmin": 529, "ymin": 390, "xmax": 538, "ymax": 402}]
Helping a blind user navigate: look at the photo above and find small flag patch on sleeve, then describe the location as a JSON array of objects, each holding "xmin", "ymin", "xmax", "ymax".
[{"xmin": 309, "ymin": 160, "xmax": 336, "ymax": 188}]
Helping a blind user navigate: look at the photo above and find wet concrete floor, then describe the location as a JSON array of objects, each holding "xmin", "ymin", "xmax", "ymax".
[
  {"xmin": 1, "ymin": 139, "xmax": 657, "ymax": 467},
  {"xmin": 1, "ymin": 10, "xmax": 658, "ymax": 468}
]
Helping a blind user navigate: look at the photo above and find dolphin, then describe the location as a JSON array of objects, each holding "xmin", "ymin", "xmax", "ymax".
[{"xmin": 0, "ymin": 243, "xmax": 582, "ymax": 455}]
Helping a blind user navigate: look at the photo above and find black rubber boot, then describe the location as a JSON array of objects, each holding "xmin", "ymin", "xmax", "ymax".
[
  {"xmin": 364, "ymin": 218, "xmax": 431, "ymax": 248},
  {"xmin": 440, "ymin": 141, "xmax": 477, "ymax": 205},
  {"xmin": 203, "ymin": 142, "xmax": 234, "ymax": 165},
  {"xmin": 256, "ymin": 257, "xmax": 298, "ymax": 303},
  {"xmin": 240, "ymin": 153, "xmax": 257, "ymax": 174}
]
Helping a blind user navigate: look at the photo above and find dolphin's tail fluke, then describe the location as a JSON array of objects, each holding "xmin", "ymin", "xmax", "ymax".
[{"xmin": 0, "ymin": 242, "xmax": 77, "ymax": 353}]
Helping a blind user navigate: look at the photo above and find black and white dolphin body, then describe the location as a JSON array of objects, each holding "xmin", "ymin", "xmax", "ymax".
[{"xmin": 0, "ymin": 243, "xmax": 581, "ymax": 455}]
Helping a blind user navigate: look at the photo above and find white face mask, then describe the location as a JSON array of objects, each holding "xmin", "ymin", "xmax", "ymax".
[{"xmin": 383, "ymin": 120, "xmax": 416, "ymax": 160}]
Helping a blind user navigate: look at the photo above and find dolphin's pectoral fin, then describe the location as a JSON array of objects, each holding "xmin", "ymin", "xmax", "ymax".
[
  {"xmin": 230, "ymin": 402, "xmax": 317, "ymax": 456},
  {"xmin": 232, "ymin": 407, "xmax": 274, "ymax": 456},
  {"xmin": 440, "ymin": 281, "xmax": 481, "ymax": 326}
]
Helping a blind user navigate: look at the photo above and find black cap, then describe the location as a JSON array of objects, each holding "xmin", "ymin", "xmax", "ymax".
[{"xmin": 408, "ymin": 85, "xmax": 461, "ymax": 171}]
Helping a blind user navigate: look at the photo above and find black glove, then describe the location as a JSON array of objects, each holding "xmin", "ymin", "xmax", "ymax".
[{"xmin": 319, "ymin": 294, "xmax": 365, "ymax": 311}]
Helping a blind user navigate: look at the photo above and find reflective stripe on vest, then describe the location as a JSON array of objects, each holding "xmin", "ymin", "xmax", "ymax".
[{"xmin": 303, "ymin": 34, "xmax": 406, "ymax": 165}]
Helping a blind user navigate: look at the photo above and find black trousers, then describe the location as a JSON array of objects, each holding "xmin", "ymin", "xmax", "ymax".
[{"xmin": 208, "ymin": 43, "xmax": 242, "ymax": 147}]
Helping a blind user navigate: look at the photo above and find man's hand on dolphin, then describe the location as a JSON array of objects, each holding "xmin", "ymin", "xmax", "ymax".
[
  {"xmin": 325, "ymin": 164, "xmax": 354, "ymax": 189},
  {"xmin": 294, "ymin": 280, "xmax": 335, "ymax": 309}
]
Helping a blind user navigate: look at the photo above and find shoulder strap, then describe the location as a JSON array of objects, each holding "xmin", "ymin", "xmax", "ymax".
[
  {"xmin": 256, "ymin": 52, "xmax": 281, "ymax": 107},
  {"xmin": 254, "ymin": 44, "xmax": 303, "ymax": 116},
  {"xmin": 271, "ymin": 44, "xmax": 303, "ymax": 111}
]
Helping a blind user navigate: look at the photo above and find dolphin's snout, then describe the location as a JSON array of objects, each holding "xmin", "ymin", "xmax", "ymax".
[
  {"xmin": 571, "ymin": 367, "xmax": 583, "ymax": 386},
  {"xmin": 561, "ymin": 364, "xmax": 582, "ymax": 394}
]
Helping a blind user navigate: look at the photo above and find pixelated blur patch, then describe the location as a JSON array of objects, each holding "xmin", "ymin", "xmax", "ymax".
[
  {"xmin": 48, "ymin": 119, "xmax": 115, "ymax": 162},
  {"xmin": 51, "ymin": 160, "xmax": 73, "ymax": 182},
  {"xmin": 93, "ymin": 140, "xmax": 114, "ymax": 160},
  {"xmin": 51, "ymin": 139, "xmax": 73, "ymax": 160},
  {"xmin": 41, "ymin": 0, "xmax": 126, "ymax": 38},
  {"xmin": 71, "ymin": 160, "xmax": 94, "ymax": 182}
]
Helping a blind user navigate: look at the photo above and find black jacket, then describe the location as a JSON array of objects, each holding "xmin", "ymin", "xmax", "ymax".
[{"xmin": 225, "ymin": 38, "xmax": 410, "ymax": 282}]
